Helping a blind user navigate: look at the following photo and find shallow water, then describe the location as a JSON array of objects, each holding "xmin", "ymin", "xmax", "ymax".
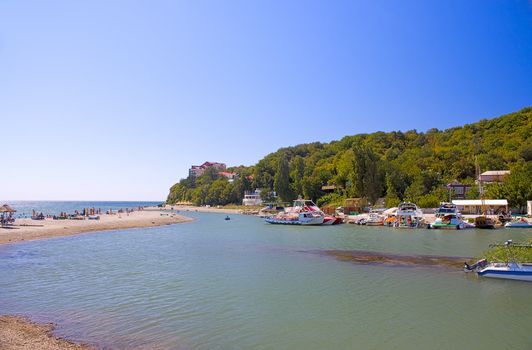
[{"xmin": 1, "ymin": 212, "xmax": 531, "ymax": 349}]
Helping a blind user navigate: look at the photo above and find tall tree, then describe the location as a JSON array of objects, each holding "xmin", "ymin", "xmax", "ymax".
[
  {"xmin": 290, "ymin": 155, "xmax": 305, "ymax": 197},
  {"xmin": 274, "ymin": 154, "xmax": 293, "ymax": 202}
]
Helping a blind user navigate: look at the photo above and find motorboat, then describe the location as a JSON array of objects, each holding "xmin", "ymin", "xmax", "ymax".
[
  {"xmin": 464, "ymin": 241, "xmax": 532, "ymax": 282},
  {"xmin": 476, "ymin": 262, "xmax": 532, "ymax": 281},
  {"xmin": 505, "ymin": 219, "xmax": 532, "ymax": 228},
  {"xmin": 429, "ymin": 202, "xmax": 469, "ymax": 229},
  {"xmin": 474, "ymin": 215, "xmax": 496, "ymax": 229},
  {"xmin": 365, "ymin": 212, "xmax": 384, "ymax": 226},
  {"xmin": 265, "ymin": 199, "xmax": 340, "ymax": 225},
  {"xmin": 265, "ymin": 211, "xmax": 324, "ymax": 225},
  {"xmin": 394, "ymin": 202, "xmax": 423, "ymax": 228}
]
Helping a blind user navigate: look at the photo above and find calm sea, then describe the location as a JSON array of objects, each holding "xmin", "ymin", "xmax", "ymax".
[
  {"xmin": 1, "ymin": 200, "xmax": 162, "ymax": 217},
  {"xmin": 0, "ymin": 212, "xmax": 530, "ymax": 349}
]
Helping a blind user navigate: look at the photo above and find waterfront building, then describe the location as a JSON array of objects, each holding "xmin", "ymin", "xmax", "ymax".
[
  {"xmin": 243, "ymin": 190, "xmax": 263, "ymax": 206},
  {"xmin": 452, "ymin": 199, "xmax": 508, "ymax": 214}
]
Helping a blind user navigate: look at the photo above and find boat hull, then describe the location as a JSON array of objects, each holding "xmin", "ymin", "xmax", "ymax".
[
  {"xmin": 322, "ymin": 216, "xmax": 343, "ymax": 225},
  {"xmin": 504, "ymin": 222, "xmax": 532, "ymax": 228},
  {"xmin": 478, "ymin": 270, "xmax": 532, "ymax": 282},
  {"xmin": 430, "ymin": 224, "xmax": 461, "ymax": 230},
  {"xmin": 477, "ymin": 264, "xmax": 532, "ymax": 282},
  {"xmin": 264, "ymin": 217, "xmax": 324, "ymax": 225}
]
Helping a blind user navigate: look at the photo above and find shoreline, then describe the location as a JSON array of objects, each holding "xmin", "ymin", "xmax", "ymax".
[
  {"xmin": 0, "ymin": 315, "xmax": 95, "ymax": 350},
  {"xmin": 0, "ymin": 210, "xmax": 193, "ymax": 246},
  {"xmin": 150, "ymin": 204, "xmax": 246, "ymax": 214}
]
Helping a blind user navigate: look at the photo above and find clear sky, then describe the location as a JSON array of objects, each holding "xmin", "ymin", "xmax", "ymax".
[{"xmin": 1, "ymin": 0, "xmax": 531, "ymax": 201}]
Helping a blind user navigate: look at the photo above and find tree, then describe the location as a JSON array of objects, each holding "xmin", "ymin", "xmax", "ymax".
[
  {"xmin": 290, "ymin": 156, "xmax": 305, "ymax": 198},
  {"xmin": 274, "ymin": 154, "xmax": 293, "ymax": 202}
]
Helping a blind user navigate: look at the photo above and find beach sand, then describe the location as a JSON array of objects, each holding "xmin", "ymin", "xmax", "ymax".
[
  {"xmin": 0, "ymin": 315, "xmax": 95, "ymax": 350},
  {"xmin": 0, "ymin": 210, "xmax": 193, "ymax": 245}
]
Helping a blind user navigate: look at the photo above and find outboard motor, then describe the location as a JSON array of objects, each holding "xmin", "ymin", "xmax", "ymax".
[{"xmin": 464, "ymin": 259, "xmax": 488, "ymax": 271}]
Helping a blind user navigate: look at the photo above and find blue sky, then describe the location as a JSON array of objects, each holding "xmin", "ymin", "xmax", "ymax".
[{"xmin": 1, "ymin": 0, "xmax": 531, "ymax": 200}]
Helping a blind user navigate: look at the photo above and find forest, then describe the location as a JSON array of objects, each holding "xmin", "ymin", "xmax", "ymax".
[{"xmin": 167, "ymin": 107, "xmax": 532, "ymax": 210}]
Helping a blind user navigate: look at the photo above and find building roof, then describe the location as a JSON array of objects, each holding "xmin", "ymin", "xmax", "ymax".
[
  {"xmin": 480, "ymin": 170, "xmax": 510, "ymax": 176},
  {"xmin": 452, "ymin": 199, "xmax": 508, "ymax": 206}
]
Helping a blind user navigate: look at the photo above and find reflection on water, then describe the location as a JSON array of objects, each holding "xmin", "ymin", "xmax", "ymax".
[{"xmin": 0, "ymin": 212, "xmax": 531, "ymax": 349}]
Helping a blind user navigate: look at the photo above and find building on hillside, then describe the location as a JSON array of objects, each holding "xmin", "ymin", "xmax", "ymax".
[
  {"xmin": 189, "ymin": 161, "xmax": 226, "ymax": 177},
  {"xmin": 218, "ymin": 171, "xmax": 237, "ymax": 183},
  {"xmin": 478, "ymin": 170, "xmax": 510, "ymax": 183},
  {"xmin": 321, "ymin": 185, "xmax": 336, "ymax": 193},
  {"xmin": 452, "ymin": 199, "xmax": 508, "ymax": 215},
  {"xmin": 243, "ymin": 189, "xmax": 262, "ymax": 206},
  {"xmin": 446, "ymin": 180, "xmax": 472, "ymax": 200},
  {"xmin": 528, "ymin": 201, "xmax": 532, "ymax": 216}
]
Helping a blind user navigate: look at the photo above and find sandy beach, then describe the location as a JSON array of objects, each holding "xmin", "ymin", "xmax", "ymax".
[
  {"xmin": 0, "ymin": 315, "xmax": 95, "ymax": 350},
  {"xmin": 0, "ymin": 210, "xmax": 193, "ymax": 245}
]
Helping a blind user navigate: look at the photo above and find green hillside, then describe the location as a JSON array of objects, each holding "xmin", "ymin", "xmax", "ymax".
[{"xmin": 167, "ymin": 107, "xmax": 532, "ymax": 209}]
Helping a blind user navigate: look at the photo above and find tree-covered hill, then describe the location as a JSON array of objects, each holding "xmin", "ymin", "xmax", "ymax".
[{"xmin": 167, "ymin": 107, "xmax": 532, "ymax": 209}]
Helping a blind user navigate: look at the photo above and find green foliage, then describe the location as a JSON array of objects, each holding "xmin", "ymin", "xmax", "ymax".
[
  {"xmin": 167, "ymin": 107, "xmax": 532, "ymax": 207},
  {"xmin": 483, "ymin": 240, "xmax": 532, "ymax": 263},
  {"xmin": 485, "ymin": 162, "xmax": 532, "ymax": 211},
  {"xmin": 274, "ymin": 154, "xmax": 294, "ymax": 202}
]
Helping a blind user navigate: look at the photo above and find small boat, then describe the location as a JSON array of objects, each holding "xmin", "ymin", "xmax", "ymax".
[
  {"xmin": 464, "ymin": 241, "xmax": 532, "ymax": 282},
  {"xmin": 474, "ymin": 215, "xmax": 495, "ymax": 229},
  {"xmin": 365, "ymin": 213, "xmax": 384, "ymax": 226},
  {"xmin": 429, "ymin": 202, "xmax": 470, "ymax": 229},
  {"xmin": 265, "ymin": 211, "xmax": 324, "ymax": 225},
  {"xmin": 476, "ymin": 262, "xmax": 532, "ymax": 281},
  {"xmin": 505, "ymin": 219, "xmax": 532, "ymax": 228},
  {"xmin": 225, "ymin": 216, "xmax": 231, "ymax": 221},
  {"xmin": 394, "ymin": 202, "xmax": 423, "ymax": 228},
  {"xmin": 265, "ymin": 199, "xmax": 328, "ymax": 226}
]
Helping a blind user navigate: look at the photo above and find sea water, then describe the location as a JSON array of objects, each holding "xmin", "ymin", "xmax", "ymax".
[
  {"xmin": 2, "ymin": 200, "xmax": 162, "ymax": 217},
  {"xmin": 0, "ymin": 211, "xmax": 530, "ymax": 349}
]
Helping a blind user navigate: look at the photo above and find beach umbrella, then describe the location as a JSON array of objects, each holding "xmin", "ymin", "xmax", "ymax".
[{"xmin": 0, "ymin": 204, "xmax": 16, "ymax": 212}]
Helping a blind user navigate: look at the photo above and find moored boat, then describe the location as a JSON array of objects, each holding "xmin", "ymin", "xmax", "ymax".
[
  {"xmin": 365, "ymin": 213, "xmax": 384, "ymax": 226},
  {"xmin": 474, "ymin": 215, "xmax": 496, "ymax": 229},
  {"xmin": 265, "ymin": 199, "xmax": 337, "ymax": 226},
  {"xmin": 429, "ymin": 202, "xmax": 469, "ymax": 230},
  {"xmin": 505, "ymin": 219, "xmax": 532, "ymax": 228},
  {"xmin": 394, "ymin": 202, "xmax": 423, "ymax": 228},
  {"xmin": 476, "ymin": 262, "xmax": 532, "ymax": 281},
  {"xmin": 464, "ymin": 240, "xmax": 532, "ymax": 282}
]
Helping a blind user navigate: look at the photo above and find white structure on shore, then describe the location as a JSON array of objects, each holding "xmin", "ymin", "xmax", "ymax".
[
  {"xmin": 243, "ymin": 190, "xmax": 262, "ymax": 206},
  {"xmin": 452, "ymin": 199, "xmax": 508, "ymax": 214}
]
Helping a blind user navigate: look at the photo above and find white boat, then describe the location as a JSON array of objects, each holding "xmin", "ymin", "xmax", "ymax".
[
  {"xmin": 264, "ymin": 199, "xmax": 341, "ymax": 226},
  {"xmin": 505, "ymin": 219, "xmax": 532, "ymax": 228},
  {"xmin": 429, "ymin": 202, "xmax": 470, "ymax": 229},
  {"xmin": 477, "ymin": 262, "xmax": 532, "ymax": 282},
  {"xmin": 394, "ymin": 202, "xmax": 423, "ymax": 228},
  {"xmin": 365, "ymin": 213, "xmax": 384, "ymax": 226},
  {"xmin": 465, "ymin": 241, "xmax": 532, "ymax": 282}
]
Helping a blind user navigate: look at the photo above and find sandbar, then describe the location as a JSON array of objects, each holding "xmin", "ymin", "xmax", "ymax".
[{"xmin": 0, "ymin": 315, "xmax": 95, "ymax": 350}]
